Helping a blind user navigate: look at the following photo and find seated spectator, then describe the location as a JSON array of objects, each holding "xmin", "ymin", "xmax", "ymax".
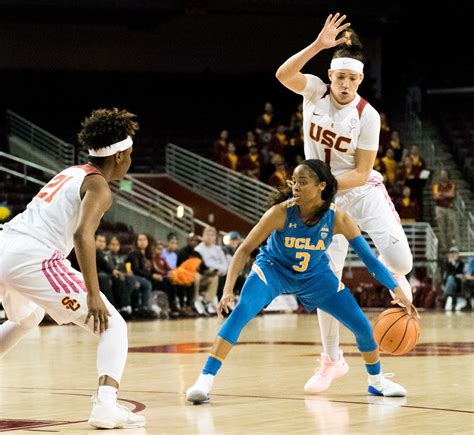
[
  {"xmin": 442, "ymin": 246, "xmax": 465, "ymax": 311},
  {"xmin": 220, "ymin": 142, "xmax": 239, "ymax": 171},
  {"xmin": 395, "ymin": 186, "xmax": 420, "ymax": 222},
  {"xmin": 128, "ymin": 233, "xmax": 178, "ymax": 317},
  {"xmin": 213, "ymin": 129, "xmax": 229, "ymax": 162},
  {"xmin": 289, "ymin": 103, "xmax": 303, "ymax": 135},
  {"xmin": 255, "ymin": 102, "xmax": 275, "ymax": 143},
  {"xmin": 223, "ymin": 231, "xmax": 247, "ymax": 295},
  {"xmin": 177, "ymin": 232, "xmax": 217, "ymax": 316},
  {"xmin": 268, "ymin": 156, "xmax": 290, "ymax": 188},
  {"xmin": 268, "ymin": 125, "xmax": 288, "ymax": 157},
  {"xmin": 152, "ymin": 240, "xmax": 181, "ymax": 318},
  {"xmin": 239, "ymin": 143, "xmax": 263, "ymax": 180},
  {"xmin": 381, "ymin": 148, "xmax": 397, "ymax": 187},
  {"xmin": 285, "ymin": 126, "xmax": 304, "ymax": 168},
  {"xmin": 106, "ymin": 236, "xmax": 155, "ymax": 320},
  {"xmin": 408, "ymin": 145, "xmax": 427, "ymax": 208},
  {"xmin": 387, "ymin": 130, "xmax": 404, "ymax": 162},
  {"xmin": 195, "ymin": 226, "xmax": 228, "ymax": 313},
  {"xmin": 238, "ymin": 131, "xmax": 257, "ymax": 156},
  {"xmin": 95, "ymin": 233, "xmax": 115, "ymax": 306},
  {"xmin": 432, "ymin": 169, "xmax": 460, "ymax": 252},
  {"xmin": 379, "ymin": 112, "xmax": 392, "ymax": 151},
  {"xmin": 162, "ymin": 233, "xmax": 179, "ymax": 270}
]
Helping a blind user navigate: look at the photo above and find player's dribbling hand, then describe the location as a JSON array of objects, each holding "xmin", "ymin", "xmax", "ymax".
[
  {"xmin": 85, "ymin": 294, "xmax": 112, "ymax": 334},
  {"xmin": 391, "ymin": 287, "xmax": 420, "ymax": 319},
  {"xmin": 217, "ymin": 292, "xmax": 235, "ymax": 321},
  {"xmin": 316, "ymin": 12, "xmax": 351, "ymax": 49}
]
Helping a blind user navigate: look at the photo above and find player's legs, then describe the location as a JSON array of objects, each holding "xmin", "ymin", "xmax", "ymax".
[
  {"xmin": 353, "ymin": 184, "xmax": 413, "ymax": 302},
  {"xmin": 0, "ymin": 286, "xmax": 45, "ymax": 358},
  {"xmin": 0, "ymin": 236, "xmax": 144, "ymax": 428},
  {"xmin": 186, "ymin": 266, "xmax": 277, "ymax": 404},
  {"xmin": 305, "ymin": 236, "xmax": 349, "ymax": 393},
  {"xmin": 317, "ymin": 289, "xmax": 406, "ymax": 397}
]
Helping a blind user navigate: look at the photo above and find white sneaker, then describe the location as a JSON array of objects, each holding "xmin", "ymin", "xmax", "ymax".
[
  {"xmin": 368, "ymin": 373, "xmax": 407, "ymax": 397},
  {"xmin": 88, "ymin": 396, "xmax": 146, "ymax": 429},
  {"xmin": 186, "ymin": 373, "xmax": 214, "ymax": 404}
]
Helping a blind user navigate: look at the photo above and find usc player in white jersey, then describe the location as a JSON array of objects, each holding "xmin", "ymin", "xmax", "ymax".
[
  {"xmin": 0, "ymin": 108, "xmax": 145, "ymax": 429},
  {"xmin": 276, "ymin": 13, "xmax": 413, "ymax": 393}
]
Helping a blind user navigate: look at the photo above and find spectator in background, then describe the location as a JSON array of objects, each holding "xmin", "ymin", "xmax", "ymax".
[
  {"xmin": 162, "ymin": 233, "xmax": 178, "ymax": 270},
  {"xmin": 255, "ymin": 102, "xmax": 275, "ymax": 143},
  {"xmin": 379, "ymin": 112, "xmax": 392, "ymax": 151},
  {"xmin": 289, "ymin": 103, "xmax": 303, "ymax": 135},
  {"xmin": 177, "ymin": 232, "xmax": 218, "ymax": 316},
  {"xmin": 381, "ymin": 148, "xmax": 397, "ymax": 187},
  {"xmin": 95, "ymin": 233, "xmax": 115, "ymax": 306},
  {"xmin": 268, "ymin": 157, "xmax": 291, "ymax": 188},
  {"xmin": 395, "ymin": 186, "xmax": 420, "ymax": 222},
  {"xmin": 195, "ymin": 226, "xmax": 228, "ymax": 313},
  {"xmin": 285, "ymin": 126, "xmax": 305, "ymax": 168},
  {"xmin": 213, "ymin": 129, "xmax": 229, "ymax": 162},
  {"xmin": 268, "ymin": 125, "xmax": 288, "ymax": 157},
  {"xmin": 387, "ymin": 130, "xmax": 404, "ymax": 162},
  {"xmin": 152, "ymin": 240, "xmax": 180, "ymax": 318},
  {"xmin": 239, "ymin": 143, "xmax": 262, "ymax": 180},
  {"xmin": 433, "ymin": 169, "xmax": 459, "ymax": 251},
  {"xmin": 238, "ymin": 131, "xmax": 257, "ymax": 156},
  {"xmin": 220, "ymin": 142, "xmax": 239, "ymax": 171},
  {"xmin": 106, "ymin": 236, "xmax": 155, "ymax": 320},
  {"xmin": 222, "ymin": 231, "xmax": 247, "ymax": 295},
  {"xmin": 442, "ymin": 246, "xmax": 464, "ymax": 311}
]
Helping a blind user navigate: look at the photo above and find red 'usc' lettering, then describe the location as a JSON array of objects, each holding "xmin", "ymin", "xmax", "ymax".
[{"xmin": 309, "ymin": 123, "xmax": 351, "ymax": 152}]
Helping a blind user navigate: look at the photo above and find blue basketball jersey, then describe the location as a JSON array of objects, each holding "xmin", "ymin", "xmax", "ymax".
[{"xmin": 257, "ymin": 199, "xmax": 335, "ymax": 280}]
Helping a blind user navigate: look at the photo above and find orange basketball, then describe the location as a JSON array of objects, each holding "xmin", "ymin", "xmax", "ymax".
[{"xmin": 373, "ymin": 308, "xmax": 420, "ymax": 355}]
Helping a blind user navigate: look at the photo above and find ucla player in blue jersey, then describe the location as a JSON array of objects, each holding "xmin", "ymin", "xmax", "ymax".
[{"xmin": 186, "ymin": 159, "xmax": 418, "ymax": 404}]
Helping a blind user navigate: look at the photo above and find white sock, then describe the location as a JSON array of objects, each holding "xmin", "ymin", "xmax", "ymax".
[
  {"xmin": 98, "ymin": 385, "xmax": 118, "ymax": 404},
  {"xmin": 369, "ymin": 373, "xmax": 383, "ymax": 384},
  {"xmin": 317, "ymin": 309, "xmax": 340, "ymax": 361}
]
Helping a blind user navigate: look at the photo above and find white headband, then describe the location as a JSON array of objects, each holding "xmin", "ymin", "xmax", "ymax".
[
  {"xmin": 330, "ymin": 57, "xmax": 364, "ymax": 74},
  {"xmin": 88, "ymin": 136, "xmax": 133, "ymax": 157}
]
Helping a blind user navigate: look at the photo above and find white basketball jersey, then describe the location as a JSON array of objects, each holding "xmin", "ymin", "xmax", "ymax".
[
  {"xmin": 298, "ymin": 74, "xmax": 381, "ymax": 179},
  {"xmin": 3, "ymin": 164, "xmax": 102, "ymax": 255}
]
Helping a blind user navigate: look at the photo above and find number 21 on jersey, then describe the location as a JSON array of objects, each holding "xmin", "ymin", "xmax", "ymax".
[
  {"xmin": 293, "ymin": 252, "xmax": 310, "ymax": 272},
  {"xmin": 36, "ymin": 174, "xmax": 73, "ymax": 203}
]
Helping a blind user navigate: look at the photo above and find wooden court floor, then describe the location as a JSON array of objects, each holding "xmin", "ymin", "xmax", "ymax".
[{"xmin": 1, "ymin": 310, "xmax": 473, "ymax": 434}]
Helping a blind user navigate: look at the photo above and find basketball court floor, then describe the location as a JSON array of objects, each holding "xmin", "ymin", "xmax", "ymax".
[{"xmin": 1, "ymin": 310, "xmax": 472, "ymax": 434}]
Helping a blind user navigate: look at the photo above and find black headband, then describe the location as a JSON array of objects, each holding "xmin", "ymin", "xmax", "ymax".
[{"xmin": 300, "ymin": 159, "xmax": 325, "ymax": 182}]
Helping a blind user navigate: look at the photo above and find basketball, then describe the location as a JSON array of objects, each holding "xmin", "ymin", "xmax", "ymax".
[{"xmin": 373, "ymin": 308, "xmax": 420, "ymax": 355}]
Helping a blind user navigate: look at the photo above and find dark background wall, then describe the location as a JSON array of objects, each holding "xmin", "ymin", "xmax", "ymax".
[{"xmin": 0, "ymin": 1, "xmax": 471, "ymax": 157}]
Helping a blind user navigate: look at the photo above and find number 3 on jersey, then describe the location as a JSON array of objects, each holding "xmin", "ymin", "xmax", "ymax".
[
  {"xmin": 293, "ymin": 252, "xmax": 310, "ymax": 272},
  {"xmin": 36, "ymin": 174, "xmax": 73, "ymax": 203}
]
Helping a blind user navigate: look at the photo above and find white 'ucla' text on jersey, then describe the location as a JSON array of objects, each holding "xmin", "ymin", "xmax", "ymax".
[
  {"xmin": 298, "ymin": 74, "xmax": 381, "ymax": 182},
  {"xmin": 3, "ymin": 165, "xmax": 102, "ymax": 256}
]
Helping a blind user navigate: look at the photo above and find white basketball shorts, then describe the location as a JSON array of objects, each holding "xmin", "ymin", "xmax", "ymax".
[
  {"xmin": 0, "ymin": 232, "xmax": 109, "ymax": 325},
  {"xmin": 328, "ymin": 173, "xmax": 411, "ymax": 279}
]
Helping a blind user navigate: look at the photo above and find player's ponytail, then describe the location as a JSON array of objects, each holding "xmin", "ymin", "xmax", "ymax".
[
  {"xmin": 332, "ymin": 28, "xmax": 364, "ymax": 63},
  {"xmin": 300, "ymin": 159, "xmax": 337, "ymax": 225}
]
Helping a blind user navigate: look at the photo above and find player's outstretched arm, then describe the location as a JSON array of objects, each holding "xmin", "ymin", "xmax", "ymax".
[
  {"xmin": 74, "ymin": 174, "xmax": 114, "ymax": 333},
  {"xmin": 333, "ymin": 209, "xmax": 419, "ymax": 317},
  {"xmin": 217, "ymin": 204, "xmax": 286, "ymax": 320},
  {"xmin": 275, "ymin": 12, "xmax": 350, "ymax": 93}
]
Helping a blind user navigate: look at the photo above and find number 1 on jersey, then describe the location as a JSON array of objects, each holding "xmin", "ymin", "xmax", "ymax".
[{"xmin": 324, "ymin": 148, "xmax": 331, "ymax": 166}]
